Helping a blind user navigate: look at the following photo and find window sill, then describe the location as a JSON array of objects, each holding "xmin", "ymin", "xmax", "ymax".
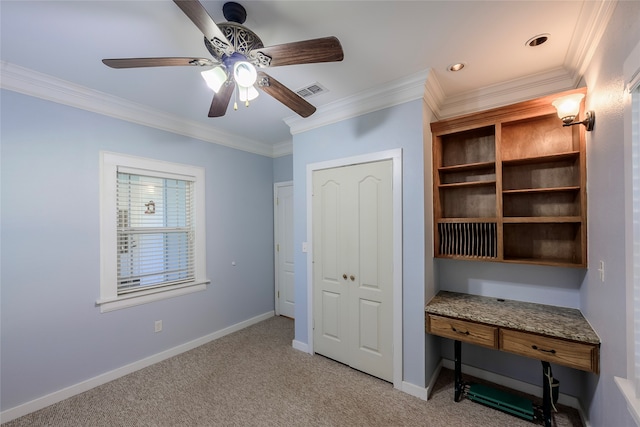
[
  {"xmin": 96, "ymin": 280, "xmax": 210, "ymax": 313},
  {"xmin": 615, "ymin": 376, "xmax": 640, "ymax": 426}
]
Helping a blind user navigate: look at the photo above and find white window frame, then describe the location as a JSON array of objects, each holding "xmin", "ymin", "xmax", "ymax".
[
  {"xmin": 97, "ymin": 152, "xmax": 209, "ymax": 313},
  {"xmin": 616, "ymin": 38, "xmax": 640, "ymax": 425}
]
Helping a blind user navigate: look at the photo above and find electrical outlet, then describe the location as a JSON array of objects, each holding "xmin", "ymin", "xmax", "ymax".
[{"xmin": 154, "ymin": 320, "xmax": 162, "ymax": 333}]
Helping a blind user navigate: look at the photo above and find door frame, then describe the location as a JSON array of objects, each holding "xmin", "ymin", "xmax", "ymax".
[
  {"xmin": 306, "ymin": 149, "xmax": 403, "ymax": 389},
  {"xmin": 274, "ymin": 180, "xmax": 293, "ymax": 317}
]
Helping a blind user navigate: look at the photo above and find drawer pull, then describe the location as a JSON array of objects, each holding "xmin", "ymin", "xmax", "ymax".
[
  {"xmin": 532, "ymin": 345, "xmax": 556, "ymax": 354},
  {"xmin": 451, "ymin": 327, "xmax": 470, "ymax": 335}
]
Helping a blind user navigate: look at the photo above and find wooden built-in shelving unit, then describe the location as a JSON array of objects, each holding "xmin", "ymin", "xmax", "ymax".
[{"xmin": 431, "ymin": 88, "xmax": 588, "ymax": 268}]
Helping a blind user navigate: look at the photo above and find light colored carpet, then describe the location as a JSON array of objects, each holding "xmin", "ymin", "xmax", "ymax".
[{"xmin": 3, "ymin": 316, "xmax": 582, "ymax": 426}]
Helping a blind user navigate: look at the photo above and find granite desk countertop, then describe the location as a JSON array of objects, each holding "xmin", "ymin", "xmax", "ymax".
[{"xmin": 425, "ymin": 291, "xmax": 600, "ymax": 345}]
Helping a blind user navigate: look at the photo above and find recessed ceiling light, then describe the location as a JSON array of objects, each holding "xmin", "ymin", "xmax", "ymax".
[
  {"xmin": 448, "ymin": 63, "xmax": 465, "ymax": 72},
  {"xmin": 526, "ymin": 33, "xmax": 550, "ymax": 47}
]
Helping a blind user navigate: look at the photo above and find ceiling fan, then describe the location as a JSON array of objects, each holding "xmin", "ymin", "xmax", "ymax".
[{"xmin": 102, "ymin": 0, "xmax": 344, "ymax": 118}]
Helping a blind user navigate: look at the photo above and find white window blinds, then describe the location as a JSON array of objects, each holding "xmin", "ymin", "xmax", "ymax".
[{"xmin": 116, "ymin": 170, "xmax": 195, "ymax": 294}]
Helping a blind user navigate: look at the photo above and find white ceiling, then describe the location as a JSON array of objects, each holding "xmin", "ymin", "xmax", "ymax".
[{"xmin": 0, "ymin": 1, "xmax": 613, "ymax": 155}]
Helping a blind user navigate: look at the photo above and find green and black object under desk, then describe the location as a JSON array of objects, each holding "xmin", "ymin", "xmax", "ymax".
[
  {"xmin": 425, "ymin": 291, "xmax": 600, "ymax": 427},
  {"xmin": 453, "ymin": 340, "xmax": 559, "ymax": 425}
]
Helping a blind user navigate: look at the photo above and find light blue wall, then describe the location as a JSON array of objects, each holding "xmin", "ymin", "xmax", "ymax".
[
  {"xmin": 580, "ymin": 1, "xmax": 640, "ymax": 426},
  {"xmin": 273, "ymin": 154, "xmax": 293, "ymax": 183},
  {"xmin": 437, "ymin": 259, "xmax": 584, "ymax": 308},
  {"xmin": 0, "ymin": 90, "xmax": 275, "ymax": 411},
  {"xmin": 292, "ymin": 99, "xmax": 436, "ymax": 388}
]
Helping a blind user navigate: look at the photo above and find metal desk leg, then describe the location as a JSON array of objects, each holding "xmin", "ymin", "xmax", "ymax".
[
  {"xmin": 542, "ymin": 361, "xmax": 552, "ymax": 427},
  {"xmin": 454, "ymin": 340, "xmax": 463, "ymax": 402}
]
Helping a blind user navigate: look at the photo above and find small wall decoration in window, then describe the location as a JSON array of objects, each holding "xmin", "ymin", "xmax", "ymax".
[{"xmin": 145, "ymin": 200, "xmax": 156, "ymax": 214}]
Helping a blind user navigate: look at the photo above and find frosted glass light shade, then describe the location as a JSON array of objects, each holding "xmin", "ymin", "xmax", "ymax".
[
  {"xmin": 201, "ymin": 67, "xmax": 227, "ymax": 93},
  {"xmin": 233, "ymin": 61, "xmax": 257, "ymax": 87},
  {"xmin": 552, "ymin": 93, "xmax": 585, "ymax": 123},
  {"xmin": 239, "ymin": 85, "xmax": 259, "ymax": 102}
]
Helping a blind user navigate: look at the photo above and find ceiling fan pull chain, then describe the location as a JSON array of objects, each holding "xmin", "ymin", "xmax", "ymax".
[{"xmin": 233, "ymin": 84, "xmax": 238, "ymax": 111}]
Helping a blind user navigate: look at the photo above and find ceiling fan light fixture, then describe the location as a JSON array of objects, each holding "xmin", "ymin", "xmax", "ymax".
[
  {"xmin": 239, "ymin": 85, "xmax": 260, "ymax": 102},
  {"xmin": 201, "ymin": 66, "xmax": 228, "ymax": 93},
  {"xmin": 233, "ymin": 61, "xmax": 258, "ymax": 87}
]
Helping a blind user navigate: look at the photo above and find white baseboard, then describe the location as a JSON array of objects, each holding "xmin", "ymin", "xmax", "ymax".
[
  {"xmin": 401, "ymin": 380, "xmax": 429, "ymax": 401},
  {"xmin": 291, "ymin": 339, "xmax": 310, "ymax": 354},
  {"xmin": 0, "ymin": 311, "xmax": 275, "ymax": 424},
  {"xmin": 425, "ymin": 359, "xmax": 444, "ymax": 399},
  {"xmin": 440, "ymin": 358, "xmax": 590, "ymax": 425}
]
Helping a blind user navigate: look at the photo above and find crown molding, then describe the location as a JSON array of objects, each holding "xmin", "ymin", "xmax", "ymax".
[
  {"xmin": 431, "ymin": 67, "xmax": 578, "ymax": 119},
  {"xmin": 423, "ymin": 69, "xmax": 445, "ymax": 119},
  {"xmin": 284, "ymin": 69, "xmax": 430, "ymax": 135},
  {"xmin": 0, "ymin": 61, "xmax": 275, "ymax": 157},
  {"xmin": 564, "ymin": 0, "xmax": 617, "ymax": 80},
  {"xmin": 271, "ymin": 139, "xmax": 294, "ymax": 157}
]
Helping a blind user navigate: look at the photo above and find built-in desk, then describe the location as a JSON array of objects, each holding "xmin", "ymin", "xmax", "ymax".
[{"xmin": 425, "ymin": 291, "xmax": 600, "ymax": 426}]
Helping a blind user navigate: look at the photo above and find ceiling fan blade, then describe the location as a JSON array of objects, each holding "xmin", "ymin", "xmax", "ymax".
[
  {"xmin": 257, "ymin": 71, "xmax": 316, "ymax": 118},
  {"xmin": 208, "ymin": 81, "xmax": 235, "ymax": 117},
  {"xmin": 250, "ymin": 36, "xmax": 343, "ymax": 67},
  {"xmin": 102, "ymin": 57, "xmax": 215, "ymax": 69},
  {"xmin": 173, "ymin": 0, "xmax": 233, "ymax": 55}
]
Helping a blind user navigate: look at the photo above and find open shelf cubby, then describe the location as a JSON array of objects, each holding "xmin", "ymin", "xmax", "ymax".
[{"xmin": 430, "ymin": 88, "xmax": 588, "ymax": 268}]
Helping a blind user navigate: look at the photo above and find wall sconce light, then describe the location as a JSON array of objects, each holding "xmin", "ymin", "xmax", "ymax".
[{"xmin": 551, "ymin": 93, "xmax": 595, "ymax": 131}]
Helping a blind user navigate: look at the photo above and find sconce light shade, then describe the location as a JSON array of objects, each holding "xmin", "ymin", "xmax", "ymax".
[
  {"xmin": 201, "ymin": 66, "xmax": 228, "ymax": 93},
  {"xmin": 552, "ymin": 93, "xmax": 595, "ymax": 131},
  {"xmin": 552, "ymin": 93, "xmax": 584, "ymax": 123}
]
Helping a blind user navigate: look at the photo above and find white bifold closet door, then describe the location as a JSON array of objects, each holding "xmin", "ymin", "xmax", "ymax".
[{"xmin": 312, "ymin": 159, "xmax": 393, "ymax": 382}]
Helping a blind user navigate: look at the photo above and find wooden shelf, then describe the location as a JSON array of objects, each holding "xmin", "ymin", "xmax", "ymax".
[
  {"xmin": 439, "ymin": 180, "xmax": 496, "ymax": 189},
  {"xmin": 503, "ymin": 186, "xmax": 580, "ymax": 194},
  {"xmin": 502, "ymin": 257, "xmax": 584, "ymax": 268},
  {"xmin": 439, "ymin": 161, "xmax": 496, "ymax": 173},
  {"xmin": 430, "ymin": 88, "xmax": 588, "ymax": 268},
  {"xmin": 502, "ymin": 216, "xmax": 582, "ymax": 223},
  {"xmin": 437, "ymin": 218, "xmax": 498, "ymax": 223},
  {"xmin": 502, "ymin": 151, "xmax": 580, "ymax": 166}
]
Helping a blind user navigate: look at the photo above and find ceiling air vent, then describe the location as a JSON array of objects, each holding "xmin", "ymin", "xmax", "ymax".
[{"xmin": 296, "ymin": 82, "xmax": 328, "ymax": 99}]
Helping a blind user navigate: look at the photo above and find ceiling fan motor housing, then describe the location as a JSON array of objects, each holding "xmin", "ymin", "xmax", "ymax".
[
  {"xmin": 204, "ymin": 2, "xmax": 265, "ymax": 64},
  {"xmin": 222, "ymin": 2, "xmax": 247, "ymax": 24},
  {"xmin": 205, "ymin": 23, "xmax": 263, "ymax": 57}
]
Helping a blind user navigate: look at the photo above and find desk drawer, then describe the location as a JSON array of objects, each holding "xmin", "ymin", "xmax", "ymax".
[
  {"xmin": 427, "ymin": 315, "xmax": 498, "ymax": 349},
  {"xmin": 500, "ymin": 329, "xmax": 599, "ymax": 373}
]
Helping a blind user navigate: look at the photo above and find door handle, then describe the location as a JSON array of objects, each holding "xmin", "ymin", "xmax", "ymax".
[{"xmin": 350, "ymin": 275, "xmax": 355, "ymax": 281}]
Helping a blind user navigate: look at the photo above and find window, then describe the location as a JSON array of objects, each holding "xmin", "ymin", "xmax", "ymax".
[
  {"xmin": 98, "ymin": 152, "xmax": 208, "ymax": 312},
  {"xmin": 633, "ymin": 86, "xmax": 640, "ymax": 391},
  {"xmin": 616, "ymin": 39, "xmax": 640, "ymax": 424}
]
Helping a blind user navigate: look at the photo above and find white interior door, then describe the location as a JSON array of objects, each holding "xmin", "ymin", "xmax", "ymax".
[
  {"xmin": 275, "ymin": 182, "xmax": 295, "ymax": 318},
  {"xmin": 312, "ymin": 160, "xmax": 393, "ymax": 382}
]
